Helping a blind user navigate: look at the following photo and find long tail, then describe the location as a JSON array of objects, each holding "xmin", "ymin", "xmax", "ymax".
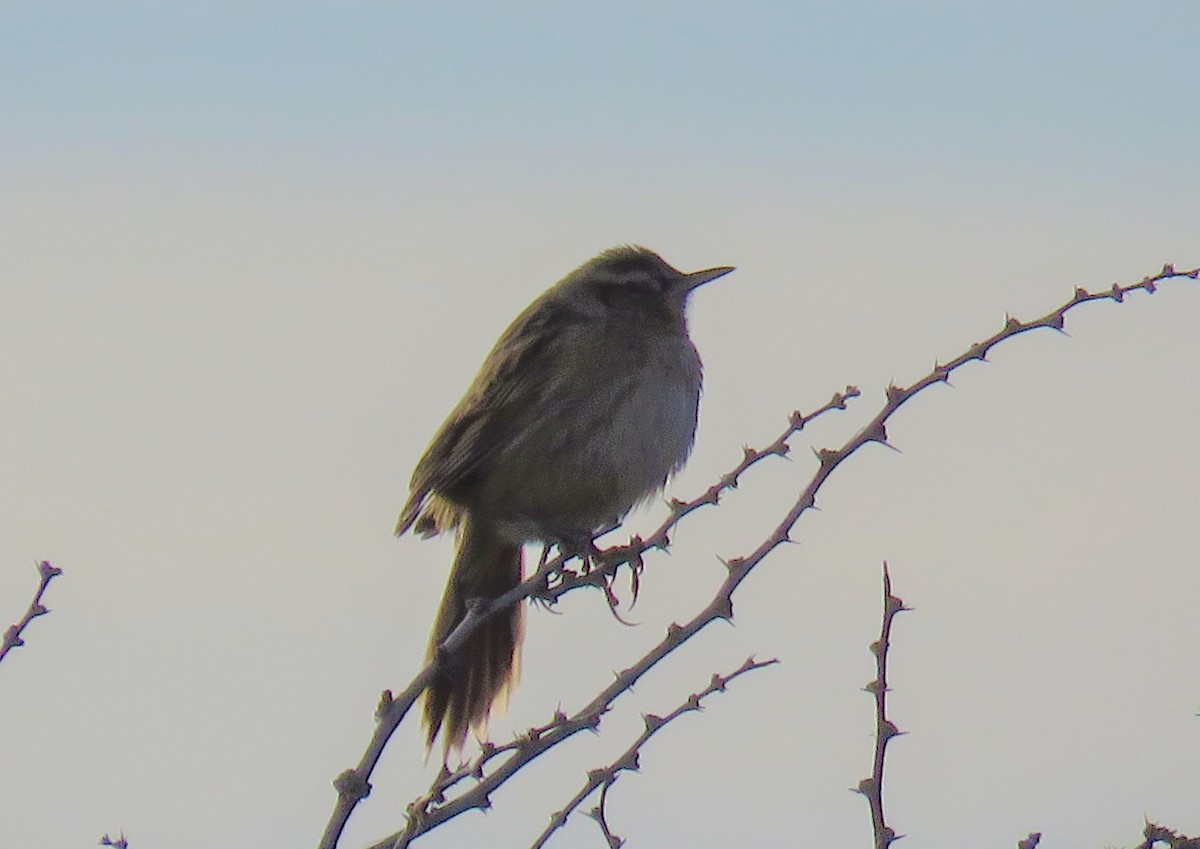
[{"xmin": 424, "ymin": 514, "xmax": 524, "ymax": 755}]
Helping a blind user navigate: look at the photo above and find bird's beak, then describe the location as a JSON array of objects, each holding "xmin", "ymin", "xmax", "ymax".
[{"xmin": 683, "ymin": 265, "xmax": 735, "ymax": 291}]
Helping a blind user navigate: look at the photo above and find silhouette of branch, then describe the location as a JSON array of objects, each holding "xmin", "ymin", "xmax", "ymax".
[
  {"xmin": 1, "ymin": 560, "xmax": 62, "ymax": 671},
  {"xmin": 853, "ymin": 564, "xmax": 909, "ymax": 849},
  {"xmin": 318, "ymin": 389, "xmax": 856, "ymax": 849},
  {"xmin": 1137, "ymin": 821, "xmax": 1200, "ymax": 849},
  {"xmin": 325, "ymin": 261, "xmax": 1199, "ymax": 848},
  {"xmin": 530, "ymin": 656, "xmax": 778, "ymax": 849}
]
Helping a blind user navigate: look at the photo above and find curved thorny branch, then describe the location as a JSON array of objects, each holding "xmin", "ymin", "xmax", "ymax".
[
  {"xmin": 318, "ymin": 389, "xmax": 856, "ymax": 849},
  {"xmin": 530, "ymin": 656, "xmax": 779, "ymax": 849},
  {"xmin": 320, "ymin": 262, "xmax": 1198, "ymax": 849}
]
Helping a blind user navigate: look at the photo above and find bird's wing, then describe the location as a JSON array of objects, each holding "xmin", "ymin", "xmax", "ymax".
[{"xmin": 395, "ymin": 298, "xmax": 578, "ymax": 536}]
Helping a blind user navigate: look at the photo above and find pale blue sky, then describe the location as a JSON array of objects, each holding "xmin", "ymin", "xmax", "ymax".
[
  {"xmin": 2, "ymin": 4, "xmax": 1198, "ymax": 849},
  {"xmin": 7, "ymin": 3, "xmax": 1199, "ymax": 185}
]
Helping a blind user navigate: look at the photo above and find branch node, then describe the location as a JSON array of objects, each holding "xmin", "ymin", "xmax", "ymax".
[
  {"xmin": 332, "ymin": 769, "xmax": 372, "ymax": 802},
  {"xmin": 374, "ymin": 690, "xmax": 394, "ymax": 719},
  {"xmin": 814, "ymin": 446, "xmax": 841, "ymax": 466}
]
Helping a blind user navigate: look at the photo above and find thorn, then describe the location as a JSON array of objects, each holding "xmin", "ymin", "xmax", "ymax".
[
  {"xmin": 1071, "ymin": 286, "xmax": 1090, "ymax": 303},
  {"xmin": 1110, "ymin": 283, "xmax": 1125, "ymax": 302},
  {"xmin": 885, "ymin": 383, "xmax": 904, "ymax": 403},
  {"xmin": 1162, "ymin": 262, "xmax": 1175, "ymax": 275},
  {"xmin": 814, "ymin": 446, "xmax": 841, "ymax": 465},
  {"xmin": 860, "ymin": 421, "xmax": 887, "ymax": 445},
  {"xmin": 1004, "ymin": 314, "xmax": 1021, "ymax": 330}
]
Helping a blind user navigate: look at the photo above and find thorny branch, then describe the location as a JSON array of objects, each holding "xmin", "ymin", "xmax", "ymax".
[
  {"xmin": 322, "ymin": 262, "xmax": 1199, "ymax": 849},
  {"xmin": 854, "ymin": 564, "xmax": 909, "ymax": 849},
  {"xmin": 530, "ymin": 656, "xmax": 778, "ymax": 849},
  {"xmin": 0, "ymin": 560, "xmax": 62, "ymax": 670},
  {"xmin": 1138, "ymin": 822, "xmax": 1200, "ymax": 849},
  {"xmin": 319, "ymin": 389, "xmax": 855, "ymax": 849}
]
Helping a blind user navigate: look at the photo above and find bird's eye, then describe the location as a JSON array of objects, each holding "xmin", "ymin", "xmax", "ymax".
[{"xmin": 625, "ymin": 271, "xmax": 669, "ymax": 293}]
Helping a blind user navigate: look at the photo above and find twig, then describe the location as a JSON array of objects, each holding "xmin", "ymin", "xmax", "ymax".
[
  {"xmin": 1138, "ymin": 821, "xmax": 1200, "ymax": 849},
  {"xmin": 531, "ymin": 656, "xmax": 778, "ymax": 849},
  {"xmin": 329, "ymin": 262, "xmax": 1199, "ymax": 848},
  {"xmin": 853, "ymin": 564, "xmax": 909, "ymax": 849},
  {"xmin": 318, "ymin": 390, "xmax": 855, "ymax": 849},
  {"xmin": 0, "ymin": 560, "xmax": 63, "ymax": 670}
]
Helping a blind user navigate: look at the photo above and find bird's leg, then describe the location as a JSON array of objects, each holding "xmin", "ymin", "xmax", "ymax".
[
  {"xmin": 554, "ymin": 531, "xmax": 603, "ymax": 574},
  {"xmin": 530, "ymin": 543, "xmax": 560, "ymax": 611}
]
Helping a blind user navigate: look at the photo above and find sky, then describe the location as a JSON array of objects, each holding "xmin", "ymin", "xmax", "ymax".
[{"xmin": 2, "ymin": 3, "xmax": 1198, "ymax": 848}]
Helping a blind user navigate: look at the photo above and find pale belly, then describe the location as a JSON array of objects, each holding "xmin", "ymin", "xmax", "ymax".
[{"xmin": 481, "ymin": 335, "xmax": 701, "ymax": 542}]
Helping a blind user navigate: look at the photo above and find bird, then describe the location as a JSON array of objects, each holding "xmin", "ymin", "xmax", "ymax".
[{"xmin": 396, "ymin": 245, "xmax": 734, "ymax": 755}]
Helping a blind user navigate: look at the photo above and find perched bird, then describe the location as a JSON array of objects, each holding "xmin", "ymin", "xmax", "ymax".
[{"xmin": 396, "ymin": 245, "xmax": 734, "ymax": 754}]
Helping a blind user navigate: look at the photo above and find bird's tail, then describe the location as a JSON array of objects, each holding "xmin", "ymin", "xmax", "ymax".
[{"xmin": 424, "ymin": 514, "xmax": 524, "ymax": 756}]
